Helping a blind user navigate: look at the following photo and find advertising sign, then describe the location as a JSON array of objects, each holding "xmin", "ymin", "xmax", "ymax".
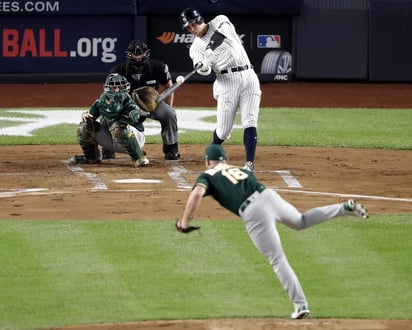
[
  {"xmin": 0, "ymin": 0, "xmax": 136, "ymax": 16},
  {"xmin": 148, "ymin": 15, "xmax": 293, "ymax": 82},
  {"xmin": 0, "ymin": 16, "xmax": 146, "ymax": 75}
]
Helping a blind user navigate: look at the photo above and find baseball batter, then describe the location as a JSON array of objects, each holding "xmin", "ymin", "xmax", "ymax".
[
  {"xmin": 176, "ymin": 145, "xmax": 369, "ymax": 319},
  {"xmin": 179, "ymin": 8, "xmax": 262, "ymax": 172}
]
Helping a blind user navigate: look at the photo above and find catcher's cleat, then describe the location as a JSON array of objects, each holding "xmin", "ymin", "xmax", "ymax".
[
  {"xmin": 243, "ymin": 161, "xmax": 254, "ymax": 173},
  {"xmin": 102, "ymin": 149, "xmax": 115, "ymax": 160},
  {"xmin": 344, "ymin": 199, "xmax": 369, "ymax": 219},
  {"xmin": 135, "ymin": 156, "xmax": 150, "ymax": 167},
  {"xmin": 68, "ymin": 155, "xmax": 101, "ymax": 165},
  {"xmin": 291, "ymin": 305, "xmax": 310, "ymax": 319},
  {"xmin": 165, "ymin": 152, "xmax": 181, "ymax": 160}
]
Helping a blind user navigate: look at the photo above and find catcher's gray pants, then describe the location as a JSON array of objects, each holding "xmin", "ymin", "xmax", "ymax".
[
  {"xmin": 147, "ymin": 101, "xmax": 178, "ymax": 146},
  {"xmin": 239, "ymin": 188, "xmax": 347, "ymax": 310}
]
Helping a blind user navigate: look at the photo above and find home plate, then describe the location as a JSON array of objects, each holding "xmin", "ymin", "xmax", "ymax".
[{"xmin": 112, "ymin": 179, "xmax": 162, "ymax": 184}]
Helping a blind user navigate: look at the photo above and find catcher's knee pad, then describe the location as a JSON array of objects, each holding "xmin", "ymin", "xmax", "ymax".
[
  {"xmin": 111, "ymin": 125, "xmax": 130, "ymax": 144},
  {"xmin": 77, "ymin": 121, "xmax": 100, "ymax": 144},
  {"xmin": 111, "ymin": 125, "xmax": 144, "ymax": 160}
]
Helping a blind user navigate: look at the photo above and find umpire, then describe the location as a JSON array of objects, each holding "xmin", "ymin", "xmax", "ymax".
[{"xmin": 109, "ymin": 40, "xmax": 180, "ymax": 160}]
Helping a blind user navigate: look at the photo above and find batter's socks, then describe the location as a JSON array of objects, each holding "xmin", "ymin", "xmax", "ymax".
[
  {"xmin": 212, "ymin": 130, "xmax": 224, "ymax": 145},
  {"xmin": 243, "ymin": 127, "xmax": 257, "ymax": 162}
]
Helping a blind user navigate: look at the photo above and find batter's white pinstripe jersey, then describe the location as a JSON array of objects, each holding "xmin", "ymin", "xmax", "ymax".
[{"xmin": 189, "ymin": 15, "xmax": 251, "ymax": 73}]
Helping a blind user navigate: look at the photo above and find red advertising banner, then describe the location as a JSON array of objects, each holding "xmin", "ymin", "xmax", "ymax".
[{"xmin": 0, "ymin": 16, "xmax": 146, "ymax": 77}]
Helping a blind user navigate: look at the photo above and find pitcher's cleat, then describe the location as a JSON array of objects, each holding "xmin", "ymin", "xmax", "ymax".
[
  {"xmin": 344, "ymin": 199, "xmax": 369, "ymax": 219},
  {"xmin": 291, "ymin": 305, "xmax": 310, "ymax": 319}
]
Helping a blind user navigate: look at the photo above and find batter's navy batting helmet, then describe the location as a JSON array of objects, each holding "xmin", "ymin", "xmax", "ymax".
[{"xmin": 179, "ymin": 8, "xmax": 204, "ymax": 29}]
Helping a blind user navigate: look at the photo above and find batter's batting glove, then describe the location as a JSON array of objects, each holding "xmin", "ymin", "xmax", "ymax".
[{"xmin": 175, "ymin": 220, "xmax": 201, "ymax": 234}]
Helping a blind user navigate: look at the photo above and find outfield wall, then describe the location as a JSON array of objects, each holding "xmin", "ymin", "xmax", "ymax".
[{"xmin": 0, "ymin": 0, "xmax": 411, "ymax": 82}]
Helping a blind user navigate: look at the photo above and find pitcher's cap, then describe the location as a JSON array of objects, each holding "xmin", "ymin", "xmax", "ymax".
[{"xmin": 204, "ymin": 144, "xmax": 227, "ymax": 161}]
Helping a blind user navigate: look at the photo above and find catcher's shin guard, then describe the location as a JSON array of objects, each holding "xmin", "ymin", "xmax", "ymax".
[
  {"xmin": 80, "ymin": 144, "xmax": 101, "ymax": 163},
  {"xmin": 111, "ymin": 124, "xmax": 145, "ymax": 161},
  {"xmin": 77, "ymin": 121, "xmax": 101, "ymax": 162},
  {"xmin": 77, "ymin": 121, "xmax": 100, "ymax": 144}
]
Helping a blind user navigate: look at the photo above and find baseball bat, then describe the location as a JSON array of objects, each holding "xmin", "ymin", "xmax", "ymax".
[{"xmin": 157, "ymin": 62, "xmax": 203, "ymax": 103}]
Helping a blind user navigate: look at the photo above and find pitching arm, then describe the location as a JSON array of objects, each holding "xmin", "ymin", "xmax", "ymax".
[{"xmin": 176, "ymin": 184, "xmax": 205, "ymax": 233}]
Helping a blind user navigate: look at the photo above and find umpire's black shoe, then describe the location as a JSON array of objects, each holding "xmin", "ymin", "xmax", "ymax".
[
  {"xmin": 102, "ymin": 149, "xmax": 115, "ymax": 160},
  {"xmin": 165, "ymin": 152, "xmax": 181, "ymax": 160}
]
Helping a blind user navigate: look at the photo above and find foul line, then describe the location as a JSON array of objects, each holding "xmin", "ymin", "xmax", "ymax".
[
  {"xmin": 275, "ymin": 170, "xmax": 302, "ymax": 188},
  {"xmin": 273, "ymin": 188, "xmax": 412, "ymax": 203},
  {"xmin": 168, "ymin": 165, "xmax": 192, "ymax": 189},
  {"xmin": 66, "ymin": 163, "xmax": 107, "ymax": 190}
]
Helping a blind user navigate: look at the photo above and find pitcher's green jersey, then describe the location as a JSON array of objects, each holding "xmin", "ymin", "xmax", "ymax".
[{"xmin": 195, "ymin": 163, "xmax": 265, "ymax": 215}]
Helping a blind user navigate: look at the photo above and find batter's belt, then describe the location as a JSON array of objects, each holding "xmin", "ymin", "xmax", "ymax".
[
  {"xmin": 239, "ymin": 185, "xmax": 265, "ymax": 214},
  {"xmin": 220, "ymin": 64, "xmax": 253, "ymax": 75}
]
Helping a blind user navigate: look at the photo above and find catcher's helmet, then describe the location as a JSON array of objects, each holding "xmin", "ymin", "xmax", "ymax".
[
  {"xmin": 179, "ymin": 8, "xmax": 204, "ymax": 29},
  {"xmin": 103, "ymin": 73, "xmax": 130, "ymax": 103}
]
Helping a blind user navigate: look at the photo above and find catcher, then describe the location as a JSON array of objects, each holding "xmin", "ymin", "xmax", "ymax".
[
  {"xmin": 69, "ymin": 73, "xmax": 153, "ymax": 167},
  {"xmin": 176, "ymin": 144, "xmax": 369, "ymax": 319}
]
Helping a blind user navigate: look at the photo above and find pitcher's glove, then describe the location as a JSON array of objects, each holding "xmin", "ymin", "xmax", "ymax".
[
  {"xmin": 175, "ymin": 220, "xmax": 201, "ymax": 234},
  {"xmin": 132, "ymin": 86, "xmax": 159, "ymax": 113}
]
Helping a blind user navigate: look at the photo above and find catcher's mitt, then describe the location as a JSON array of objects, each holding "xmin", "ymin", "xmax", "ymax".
[
  {"xmin": 132, "ymin": 86, "xmax": 159, "ymax": 112},
  {"xmin": 175, "ymin": 220, "xmax": 201, "ymax": 234}
]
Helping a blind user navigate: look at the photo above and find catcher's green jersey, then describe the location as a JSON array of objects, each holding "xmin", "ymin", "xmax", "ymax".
[
  {"xmin": 196, "ymin": 163, "xmax": 265, "ymax": 215},
  {"xmin": 89, "ymin": 92, "xmax": 144, "ymax": 132}
]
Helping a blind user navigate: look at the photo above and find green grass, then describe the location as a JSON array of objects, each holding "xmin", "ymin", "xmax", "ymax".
[
  {"xmin": 0, "ymin": 106, "xmax": 411, "ymax": 328},
  {"xmin": 1, "ymin": 107, "xmax": 411, "ymax": 148},
  {"xmin": 0, "ymin": 216, "xmax": 411, "ymax": 329},
  {"xmin": 257, "ymin": 108, "xmax": 412, "ymax": 149}
]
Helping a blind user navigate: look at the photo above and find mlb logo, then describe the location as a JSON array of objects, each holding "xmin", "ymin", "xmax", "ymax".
[{"xmin": 257, "ymin": 35, "xmax": 281, "ymax": 48}]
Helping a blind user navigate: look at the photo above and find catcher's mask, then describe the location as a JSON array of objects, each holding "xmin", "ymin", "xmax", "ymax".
[
  {"xmin": 125, "ymin": 40, "xmax": 150, "ymax": 68},
  {"xmin": 180, "ymin": 8, "xmax": 204, "ymax": 29},
  {"xmin": 103, "ymin": 73, "xmax": 130, "ymax": 103}
]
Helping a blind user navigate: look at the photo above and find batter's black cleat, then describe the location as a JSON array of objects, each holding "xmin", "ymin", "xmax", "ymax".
[
  {"xmin": 344, "ymin": 199, "xmax": 369, "ymax": 219},
  {"xmin": 165, "ymin": 152, "xmax": 181, "ymax": 160},
  {"xmin": 291, "ymin": 305, "xmax": 310, "ymax": 319},
  {"xmin": 68, "ymin": 155, "xmax": 101, "ymax": 165},
  {"xmin": 102, "ymin": 149, "xmax": 115, "ymax": 160}
]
